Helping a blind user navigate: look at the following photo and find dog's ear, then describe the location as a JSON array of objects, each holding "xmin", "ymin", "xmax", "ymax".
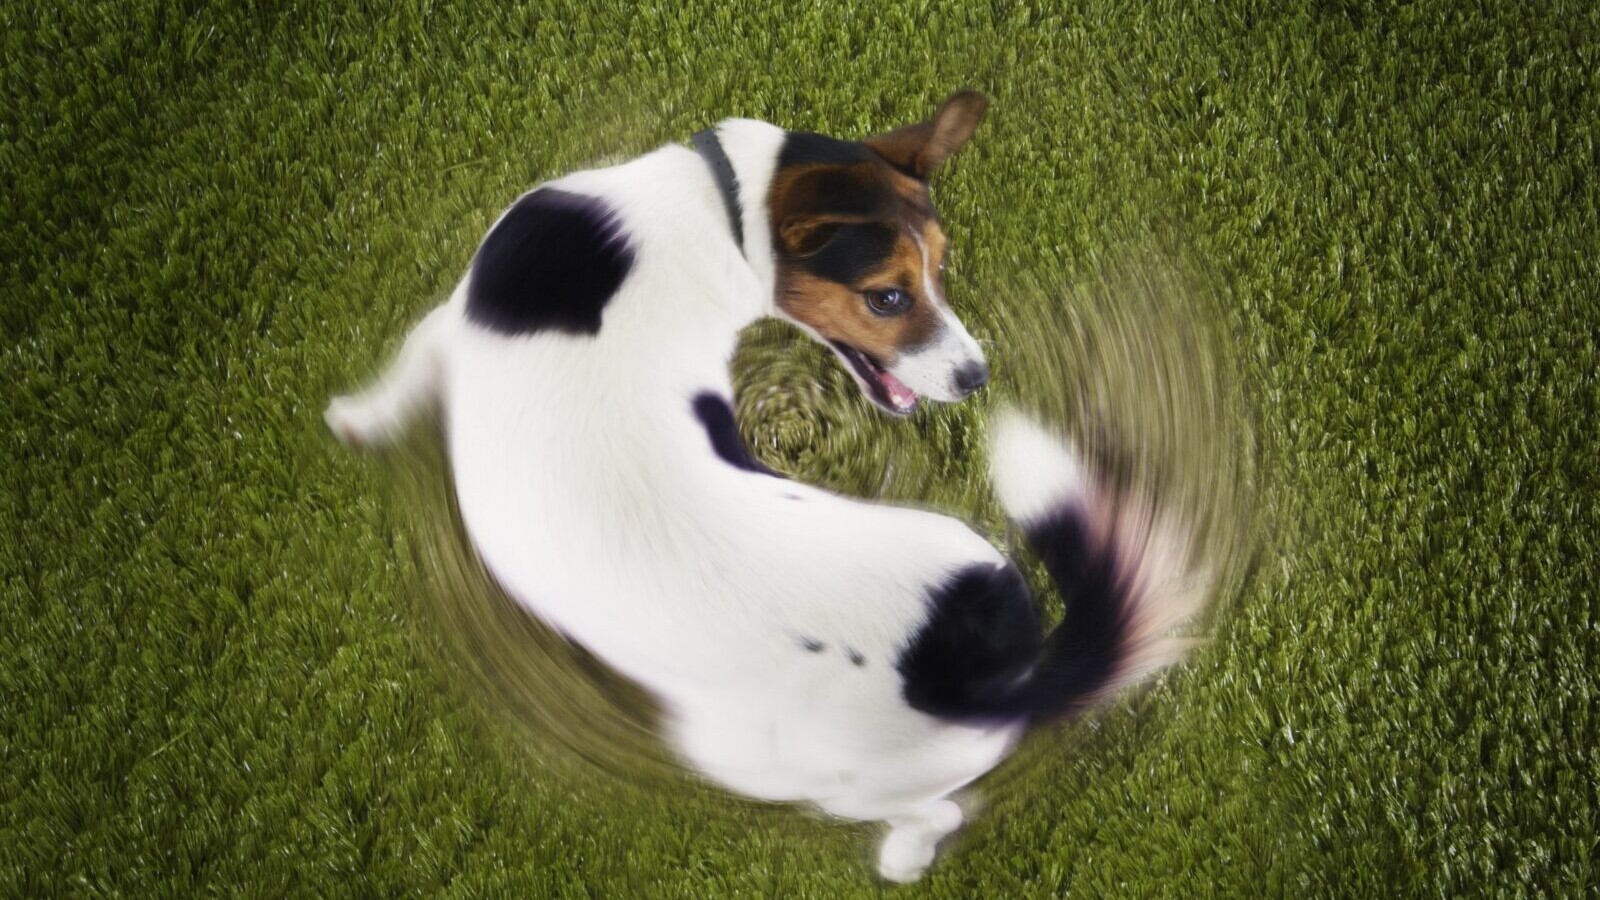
[
  {"xmin": 865, "ymin": 89, "xmax": 988, "ymax": 180},
  {"xmin": 772, "ymin": 165, "xmax": 896, "ymax": 254}
]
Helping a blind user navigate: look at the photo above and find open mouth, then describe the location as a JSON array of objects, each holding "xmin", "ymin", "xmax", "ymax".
[{"xmin": 829, "ymin": 341, "xmax": 919, "ymax": 415}]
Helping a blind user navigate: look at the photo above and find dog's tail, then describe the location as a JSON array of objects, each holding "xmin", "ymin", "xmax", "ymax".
[{"xmin": 987, "ymin": 410, "xmax": 1208, "ymax": 721}]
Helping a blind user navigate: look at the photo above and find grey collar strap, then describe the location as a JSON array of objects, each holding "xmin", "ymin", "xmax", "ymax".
[{"xmin": 692, "ymin": 129, "xmax": 745, "ymax": 256}]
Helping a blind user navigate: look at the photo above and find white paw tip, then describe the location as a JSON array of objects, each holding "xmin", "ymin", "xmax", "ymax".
[
  {"xmin": 878, "ymin": 819, "xmax": 945, "ymax": 884},
  {"xmin": 324, "ymin": 397, "xmax": 369, "ymax": 448},
  {"xmin": 878, "ymin": 851, "xmax": 932, "ymax": 884}
]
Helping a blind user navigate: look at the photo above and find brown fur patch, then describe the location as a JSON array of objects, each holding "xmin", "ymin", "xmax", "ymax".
[
  {"xmin": 770, "ymin": 179, "xmax": 949, "ymax": 363},
  {"xmin": 767, "ymin": 94, "xmax": 984, "ymax": 362},
  {"xmin": 777, "ymin": 241, "xmax": 942, "ymax": 363},
  {"xmin": 864, "ymin": 90, "xmax": 988, "ymax": 179}
]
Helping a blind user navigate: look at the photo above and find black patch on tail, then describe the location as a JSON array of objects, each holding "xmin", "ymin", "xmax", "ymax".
[
  {"xmin": 896, "ymin": 563, "xmax": 1042, "ymax": 720},
  {"xmin": 897, "ymin": 505, "xmax": 1132, "ymax": 723},
  {"xmin": 1017, "ymin": 505, "xmax": 1130, "ymax": 721},
  {"xmin": 465, "ymin": 188, "xmax": 634, "ymax": 336},
  {"xmin": 692, "ymin": 393, "xmax": 783, "ymax": 477}
]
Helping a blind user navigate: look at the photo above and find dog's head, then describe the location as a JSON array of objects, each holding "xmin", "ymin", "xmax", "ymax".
[{"xmin": 767, "ymin": 90, "xmax": 989, "ymax": 416}]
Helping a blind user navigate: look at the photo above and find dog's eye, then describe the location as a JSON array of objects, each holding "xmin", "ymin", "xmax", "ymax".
[{"xmin": 864, "ymin": 289, "xmax": 911, "ymax": 316}]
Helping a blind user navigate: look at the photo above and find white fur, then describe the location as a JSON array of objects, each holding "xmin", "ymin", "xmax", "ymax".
[
  {"xmin": 328, "ymin": 119, "xmax": 1196, "ymax": 881},
  {"xmin": 988, "ymin": 410, "xmax": 1088, "ymax": 524},
  {"xmin": 990, "ymin": 413, "xmax": 1209, "ymax": 692},
  {"xmin": 890, "ymin": 229, "xmax": 986, "ymax": 401}
]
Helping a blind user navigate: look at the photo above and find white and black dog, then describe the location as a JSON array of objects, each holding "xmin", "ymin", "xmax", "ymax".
[{"xmin": 327, "ymin": 91, "xmax": 1205, "ymax": 882}]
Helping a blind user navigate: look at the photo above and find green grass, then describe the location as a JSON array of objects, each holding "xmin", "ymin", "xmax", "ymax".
[{"xmin": 4, "ymin": 1, "xmax": 1597, "ymax": 896}]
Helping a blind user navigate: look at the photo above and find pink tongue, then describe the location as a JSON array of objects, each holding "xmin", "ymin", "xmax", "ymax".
[{"xmin": 878, "ymin": 369, "xmax": 918, "ymax": 409}]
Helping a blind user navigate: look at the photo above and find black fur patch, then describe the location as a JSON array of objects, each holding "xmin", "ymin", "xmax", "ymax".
[
  {"xmin": 800, "ymin": 637, "xmax": 826, "ymax": 653},
  {"xmin": 846, "ymin": 647, "xmax": 866, "ymax": 667},
  {"xmin": 794, "ymin": 168, "xmax": 891, "ymax": 220},
  {"xmin": 896, "ymin": 563, "xmax": 1042, "ymax": 720},
  {"xmin": 779, "ymin": 131, "xmax": 876, "ymax": 169},
  {"xmin": 692, "ymin": 392, "xmax": 782, "ymax": 477},
  {"xmin": 465, "ymin": 188, "xmax": 634, "ymax": 335},
  {"xmin": 899, "ymin": 505, "xmax": 1135, "ymax": 724},
  {"xmin": 1018, "ymin": 507, "xmax": 1127, "ymax": 718},
  {"xmin": 805, "ymin": 222, "xmax": 898, "ymax": 286}
]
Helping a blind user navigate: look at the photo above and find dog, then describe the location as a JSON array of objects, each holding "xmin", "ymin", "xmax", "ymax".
[{"xmin": 326, "ymin": 91, "xmax": 1205, "ymax": 882}]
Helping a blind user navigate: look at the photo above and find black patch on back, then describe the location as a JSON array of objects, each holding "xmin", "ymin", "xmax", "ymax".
[
  {"xmin": 779, "ymin": 131, "xmax": 876, "ymax": 169},
  {"xmin": 896, "ymin": 563, "xmax": 1042, "ymax": 721},
  {"xmin": 846, "ymin": 647, "xmax": 866, "ymax": 667},
  {"xmin": 465, "ymin": 188, "xmax": 635, "ymax": 336},
  {"xmin": 805, "ymin": 222, "xmax": 898, "ymax": 285},
  {"xmin": 692, "ymin": 392, "xmax": 783, "ymax": 477},
  {"xmin": 800, "ymin": 637, "xmax": 826, "ymax": 653}
]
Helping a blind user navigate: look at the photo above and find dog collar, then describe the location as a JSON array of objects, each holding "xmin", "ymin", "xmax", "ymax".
[{"xmin": 692, "ymin": 129, "xmax": 745, "ymax": 256}]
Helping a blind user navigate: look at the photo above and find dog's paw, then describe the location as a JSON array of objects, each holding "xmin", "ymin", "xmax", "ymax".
[
  {"xmin": 877, "ymin": 802, "xmax": 962, "ymax": 884},
  {"xmin": 878, "ymin": 830, "xmax": 937, "ymax": 884},
  {"xmin": 324, "ymin": 395, "xmax": 390, "ymax": 449}
]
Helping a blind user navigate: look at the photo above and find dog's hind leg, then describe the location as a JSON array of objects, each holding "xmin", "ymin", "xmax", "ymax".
[
  {"xmin": 325, "ymin": 305, "xmax": 454, "ymax": 449},
  {"xmin": 876, "ymin": 798, "xmax": 965, "ymax": 883}
]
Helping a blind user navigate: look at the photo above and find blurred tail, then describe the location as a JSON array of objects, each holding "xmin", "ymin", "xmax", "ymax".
[{"xmin": 988, "ymin": 410, "xmax": 1207, "ymax": 721}]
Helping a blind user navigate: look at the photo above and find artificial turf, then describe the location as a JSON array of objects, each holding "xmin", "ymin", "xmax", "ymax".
[{"xmin": 3, "ymin": 1, "xmax": 1597, "ymax": 896}]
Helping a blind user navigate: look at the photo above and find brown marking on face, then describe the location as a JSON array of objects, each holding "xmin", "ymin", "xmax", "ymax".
[
  {"xmin": 766, "ymin": 91, "xmax": 984, "ymax": 366},
  {"xmin": 771, "ymin": 165, "xmax": 956, "ymax": 364}
]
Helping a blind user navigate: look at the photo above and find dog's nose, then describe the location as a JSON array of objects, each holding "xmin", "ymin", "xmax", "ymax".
[{"xmin": 951, "ymin": 360, "xmax": 990, "ymax": 397}]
